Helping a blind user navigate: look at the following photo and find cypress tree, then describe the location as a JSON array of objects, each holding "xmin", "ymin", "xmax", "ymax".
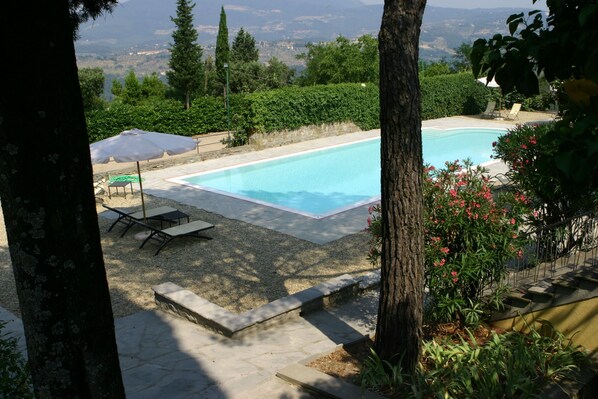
[
  {"xmin": 215, "ymin": 6, "xmax": 230, "ymax": 87},
  {"xmin": 167, "ymin": 0, "xmax": 204, "ymax": 109}
]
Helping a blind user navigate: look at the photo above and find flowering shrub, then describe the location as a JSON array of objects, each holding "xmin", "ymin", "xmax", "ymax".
[
  {"xmin": 493, "ymin": 122, "xmax": 597, "ymax": 225},
  {"xmin": 366, "ymin": 160, "xmax": 530, "ymax": 324}
]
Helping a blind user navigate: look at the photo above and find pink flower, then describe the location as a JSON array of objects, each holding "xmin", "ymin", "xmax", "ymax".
[
  {"xmin": 510, "ymin": 218, "xmax": 516, "ymax": 225},
  {"xmin": 440, "ymin": 247, "xmax": 449, "ymax": 254},
  {"xmin": 521, "ymin": 144, "xmax": 528, "ymax": 149},
  {"xmin": 451, "ymin": 271, "xmax": 458, "ymax": 283}
]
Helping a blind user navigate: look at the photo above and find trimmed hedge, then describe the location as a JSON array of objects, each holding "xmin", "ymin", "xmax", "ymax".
[
  {"xmin": 86, "ymin": 97, "xmax": 229, "ymax": 142},
  {"xmin": 240, "ymin": 83, "xmax": 380, "ymax": 134},
  {"xmin": 420, "ymin": 72, "xmax": 490, "ymax": 120},
  {"xmin": 86, "ymin": 73, "xmax": 489, "ymax": 142}
]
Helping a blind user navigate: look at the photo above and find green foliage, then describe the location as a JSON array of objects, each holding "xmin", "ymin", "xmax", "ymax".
[
  {"xmin": 86, "ymin": 97, "xmax": 229, "ymax": 142},
  {"xmin": 419, "ymin": 60, "xmax": 452, "ymax": 78},
  {"xmin": 202, "ymin": 56, "xmax": 220, "ymax": 97},
  {"xmin": 231, "ymin": 27, "xmax": 259, "ymax": 63},
  {"xmin": 68, "ymin": 0, "xmax": 118, "ymax": 39},
  {"xmin": 215, "ymin": 6, "xmax": 230, "ymax": 86},
  {"xmin": 493, "ymin": 122, "xmax": 598, "ymax": 225},
  {"xmin": 228, "ymin": 58, "xmax": 294, "ymax": 94},
  {"xmin": 420, "ymin": 73, "xmax": 490, "ymax": 119},
  {"xmin": 140, "ymin": 73, "xmax": 167, "ymax": 100},
  {"xmin": 111, "ymin": 79, "xmax": 123, "ymax": 98},
  {"xmin": 91, "ymin": 74, "xmax": 488, "ymax": 144},
  {"xmin": 452, "ymin": 42, "xmax": 473, "ymax": 72},
  {"xmin": 0, "ymin": 322, "xmax": 33, "ymax": 399},
  {"xmin": 229, "ymin": 61, "xmax": 267, "ymax": 93},
  {"xmin": 240, "ymin": 83, "xmax": 380, "ymax": 134},
  {"xmin": 116, "ymin": 70, "xmax": 142, "ymax": 105},
  {"xmin": 472, "ymin": 1, "xmax": 598, "ymax": 95},
  {"xmin": 264, "ymin": 57, "xmax": 295, "ymax": 89},
  {"xmin": 367, "ymin": 161, "xmax": 531, "ymax": 324},
  {"xmin": 111, "ymin": 71, "xmax": 168, "ymax": 106},
  {"xmin": 296, "ymin": 35, "xmax": 379, "ymax": 86},
  {"xmin": 78, "ymin": 67, "xmax": 105, "ymax": 111},
  {"xmin": 471, "ymin": 2, "xmax": 598, "ymax": 197},
  {"xmin": 361, "ymin": 322, "xmax": 587, "ymax": 399},
  {"xmin": 167, "ymin": 0, "xmax": 204, "ymax": 109}
]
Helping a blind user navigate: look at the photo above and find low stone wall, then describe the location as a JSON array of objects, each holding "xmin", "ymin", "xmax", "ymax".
[{"xmin": 248, "ymin": 122, "xmax": 361, "ymax": 149}]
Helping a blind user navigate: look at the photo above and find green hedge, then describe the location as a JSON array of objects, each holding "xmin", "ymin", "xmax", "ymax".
[
  {"xmin": 86, "ymin": 73, "xmax": 489, "ymax": 142},
  {"xmin": 239, "ymin": 83, "xmax": 380, "ymax": 134},
  {"xmin": 86, "ymin": 97, "xmax": 228, "ymax": 142},
  {"xmin": 420, "ymin": 72, "xmax": 490, "ymax": 120}
]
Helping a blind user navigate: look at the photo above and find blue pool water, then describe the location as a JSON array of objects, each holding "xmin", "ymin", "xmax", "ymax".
[{"xmin": 174, "ymin": 128, "xmax": 504, "ymax": 218}]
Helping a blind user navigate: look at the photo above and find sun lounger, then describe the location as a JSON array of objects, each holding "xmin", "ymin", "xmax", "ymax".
[
  {"xmin": 481, "ymin": 101, "xmax": 499, "ymax": 119},
  {"xmin": 505, "ymin": 103, "xmax": 522, "ymax": 120},
  {"xmin": 102, "ymin": 205, "xmax": 177, "ymax": 237},
  {"xmin": 137, "ymin": 219, "xmax": 214, "ymax": 255}
]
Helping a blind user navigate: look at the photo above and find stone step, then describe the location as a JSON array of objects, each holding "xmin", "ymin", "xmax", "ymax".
[
  {"xmin": 527, "ymin": 285, "xmax": 556, "ymax": 303},
  {"xmin": 493, "ymin": 265, "xmax": 598, "ymax": 321},
  {"xmin": 575, "ymin": 273, "xmax": 598, "ymax": 290},
  {"xmin": 505, "ymin": 290, "xmax": 532, "ymax": 308}
]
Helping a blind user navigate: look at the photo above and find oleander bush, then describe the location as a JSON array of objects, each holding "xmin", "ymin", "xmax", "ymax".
[
  {"xmin": 366, "ymin": 160, "xmax": 531, "ymax": 325},
  {"xmin": 492, "ymin": 122, "xmax": 598, "ymax": 227}
]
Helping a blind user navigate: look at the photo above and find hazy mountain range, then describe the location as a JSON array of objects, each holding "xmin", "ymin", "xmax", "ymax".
[{"xmin": 76, "ymin": 0, "xmax": 540, "ymax": 60}]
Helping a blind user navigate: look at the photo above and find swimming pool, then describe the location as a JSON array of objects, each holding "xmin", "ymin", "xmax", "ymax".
[{"xmin": 171, "ymin": 128, "xmax": 504, "ymax": 218}]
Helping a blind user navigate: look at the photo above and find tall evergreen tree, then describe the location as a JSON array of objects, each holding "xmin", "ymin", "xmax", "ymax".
[
  {"xmin": 375, "ymin": 0, "xmax": 427, "ymax": 373},
  {"xmin": 0, "ymin": 0, "xmax": 125, "ymax": 396},
  {"xmin": 231, "ymin": 27, "xmax": 259, "ymax": 63},
  {"xmin": 215, "ymin": 6, "xmax": 230, "ymax": 88},
  {"xmin": 167, "ymin": 0, "xmax": 204, "ymax": 109},
  {"xmin": 78, "ymin": 67, "xmax": 105, "ymax": 111}
]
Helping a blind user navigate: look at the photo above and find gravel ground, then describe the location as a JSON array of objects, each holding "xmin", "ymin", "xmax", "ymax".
[{"xmin": 0, "ymin": 192, "xmax": 373, "ymax": 319}]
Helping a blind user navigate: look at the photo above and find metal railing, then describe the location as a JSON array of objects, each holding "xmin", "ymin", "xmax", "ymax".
[{"xmin": 502, "ymin": 211, "xmax": 598, "ymax": 288}]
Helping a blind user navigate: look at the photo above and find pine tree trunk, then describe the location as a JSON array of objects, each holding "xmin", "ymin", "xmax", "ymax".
[
  {"xmin": 0, "ymin": 2, "xmax": 126, "ymax": 397},
  {"xmin": 374, "ymin": 0, "xmax": 427, "ymax": 373}
]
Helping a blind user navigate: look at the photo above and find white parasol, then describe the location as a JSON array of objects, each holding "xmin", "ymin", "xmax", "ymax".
[{"xmin": 90, "ymin": 128, "xmax": 196, "ymax": 218}]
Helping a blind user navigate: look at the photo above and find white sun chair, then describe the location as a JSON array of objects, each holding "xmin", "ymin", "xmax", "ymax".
[
  {"xmin": 506, "ymin": 103, "xmax": 522, "ymax": 120},
  {"xmin": 481, "ymin": 101, "xmax": 499, "ymax": 119}
]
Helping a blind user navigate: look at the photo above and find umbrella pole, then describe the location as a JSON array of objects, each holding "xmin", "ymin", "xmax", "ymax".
[{"xmin": 136, "ymin": 161, "xmax": 146, "ymax": 220}]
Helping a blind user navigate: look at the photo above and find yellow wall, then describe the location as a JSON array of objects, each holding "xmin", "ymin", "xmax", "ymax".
[{"xmin": 491, "ymin": 297, "xmax": 598, "ymax": 354}]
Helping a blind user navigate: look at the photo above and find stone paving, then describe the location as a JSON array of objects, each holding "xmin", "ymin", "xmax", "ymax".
[{"xmin": 1, "ymin": 289, "xmax": 378, "ymax": 398}]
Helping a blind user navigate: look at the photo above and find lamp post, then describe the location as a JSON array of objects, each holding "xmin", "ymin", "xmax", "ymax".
[{"xmin": 224, "ymin": 63, "xmax": 231, "ymax": 140}]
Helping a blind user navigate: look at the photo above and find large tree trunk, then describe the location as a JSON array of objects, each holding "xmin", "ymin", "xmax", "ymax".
[
  {"xmin": 375, "ymin": 0, "xmax": 427, "ymax": 373},
  {"xmin": 0, "ymin": 2, "xmax": 126, "ymax": 397}
]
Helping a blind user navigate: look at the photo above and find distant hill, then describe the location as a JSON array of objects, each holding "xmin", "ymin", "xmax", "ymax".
[{"xmin": 76, "ymin": 0, "xmax": 539, "ymax": 59}]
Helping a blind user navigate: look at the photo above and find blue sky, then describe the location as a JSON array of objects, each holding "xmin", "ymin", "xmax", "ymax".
[{"xmin": 362, "ymin": 0, "xmax": 548, "ymax": 10}]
